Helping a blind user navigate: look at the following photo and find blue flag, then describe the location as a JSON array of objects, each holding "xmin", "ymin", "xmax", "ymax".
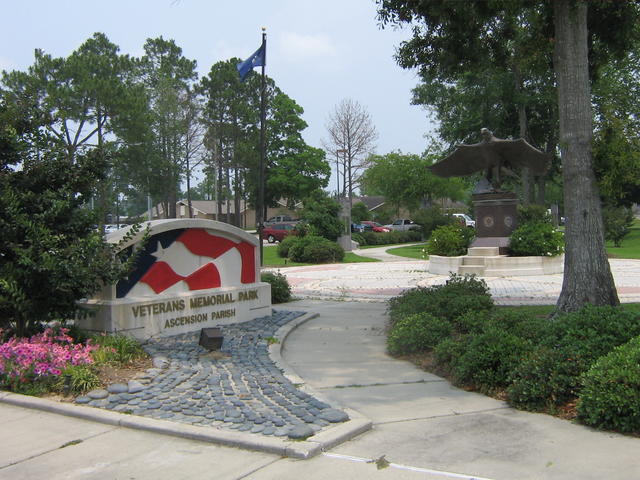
[{"xmin": 237, "ymin": 43, "xmax": 265, "ymax": 81}]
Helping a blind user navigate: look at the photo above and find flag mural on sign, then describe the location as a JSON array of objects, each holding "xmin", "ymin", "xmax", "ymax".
[
  {"xmin": 116, "ymin": 229, "xmax": 256, "ymax": 299},
  {"xmin": 236, "ymin": 42, "xmax": 265, "ymax": 81}
]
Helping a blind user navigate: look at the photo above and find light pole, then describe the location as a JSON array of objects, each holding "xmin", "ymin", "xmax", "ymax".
[{"xmin": 335, "ymin": 148, "xmax": 346, "ymax": 198}]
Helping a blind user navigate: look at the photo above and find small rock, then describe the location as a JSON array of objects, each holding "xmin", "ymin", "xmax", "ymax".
[
  {"xmin": 287, "ymin": 424, "xmax": 315, "ymax": 440},
  {"xmin": 153, "ymin": 356, "xmax": 169, "ymax": 369},
  {"xmin": 128, "ymin": 380, "xmax": 146, "ymax": 393},
  {"xmin": 107, "ymin": 383, "xmax": 128, "ymax": 394},
  {"xmin": 75, "ymin": 396, "xmax": 91, "ymax": 404},
  {"xmin": 319, "ymin": 409, "xmax": 349, "ymax": 423},
  {"xmin": 87, "ymin": 389, "xmax": 109, "ymax": 400}
]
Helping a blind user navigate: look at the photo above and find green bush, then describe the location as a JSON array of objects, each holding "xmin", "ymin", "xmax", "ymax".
[
  {"xmin": 453, "ymin": 327, "xmax": 531, "ymax": 390},
  {"xmin": 412, "ymin": 206, "xmax": 455, "ymax": 238},
  {"xmin": 57, "ymin": 364, "xmax": 101, "ymax": 395},
  {"xmin": 288, "ymin": 235, "xmax": 344, "ymax": 263},
  {"xmin": 387, "ymin": 313, "xmax": 453, "ymax": 355},
  {"xmin": 508, "ymin": 222, "xmax": 564, "ymax": 257},
  {"xmin": 426, "ymin": 224, "xmax": 471, "ymax": 256},
  {"xmin": 603, "ymin": 204, "xmax": 634, "ymax": 247},
  {"xmin": 351, "ymin": 233, "xmax": 366, "ymax": 246},
  {"xmin": 261, "ymin": 271, "xmax": 292, "ymax": 303},
  {"xmin": 90, "ymin": 333, "xmax": 146, "ymax": 364},
  {"xmin": 433, "ymin": 335, "xmax": 470, "ymax": 367},
  {"xmin": 507, "ymin": 347, "xmax": 574, "ymax": 410},
  {"xmin": 508, "ymin": 305, "xmax": 640, "ymax": 409},
  {"xmin": 300, "ymin": 191, "xmax": 343, "ymax": 241},
  {"xmin": 388, "ymin": 274, "xmax": 493, "ymax": 325},
  {"xmin": 517, "ymin": 204, "xmax": 552, "ymax": 225},
  {"xmin": 351, "ymin": 202, "xmax": 371, "ymax": 223},
  {"xmin": 277, "ymin": 235, "xmax": 299, "ymax": 258},
  {"xmin": 578, "ymin": 336, "xmax": 640, "ymax": 433}
]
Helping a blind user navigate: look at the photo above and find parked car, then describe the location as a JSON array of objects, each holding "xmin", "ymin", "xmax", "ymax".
[
  {"xmin": 385, "ymin": 219, "xmax": 420, "ymax": 231},
  {"xmin": 351, "ymin": 222, "xmax": 373, "ymax": 233},
  {"xmin": 361, "ymin": 221, "xmax": 390, "ymax": 233},
  {"xmin": 451, "ymin": 213, "xmax": 476, "ymax": 228},
  {"xmin": 265, "ymin": 215, "xmax": 298, "ymax": 225},
  {"xmin": 262, "ymin": 223, "xmax": 297, "ymax": 243}
]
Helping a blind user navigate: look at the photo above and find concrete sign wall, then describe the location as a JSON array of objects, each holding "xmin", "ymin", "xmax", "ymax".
[{"xmin": 78, "ymin": 219, "xmax": 271, "ymax": 340}]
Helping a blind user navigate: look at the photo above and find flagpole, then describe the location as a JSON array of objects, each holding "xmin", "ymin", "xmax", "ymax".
[{"xmin": 258, "ymin": 28, "xmax": 267, "ymax": 266}]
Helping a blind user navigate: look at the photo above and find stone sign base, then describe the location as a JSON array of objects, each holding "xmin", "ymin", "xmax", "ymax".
[{"xmin": 78, "ymin": 283, "xmax": 271, "ymax": 340}]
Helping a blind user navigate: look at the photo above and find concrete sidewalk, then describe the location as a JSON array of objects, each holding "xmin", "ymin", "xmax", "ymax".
[{"xmin": 281, "ymin": 299, "xmax": 640, "ymax": 480}]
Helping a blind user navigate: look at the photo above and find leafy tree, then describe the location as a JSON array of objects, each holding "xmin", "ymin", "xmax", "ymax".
[
  {"xmin": 201, "ymin": 60, "xmax": 330, "ymax": 224},
  {"xmin": 0, "ymin": 105, "xmax": 139, "ymax": 336},
  {"xmin": 362, "ymin": 151, "xmax": 466, "ymax": 213},
  {"xmin": 266, "ymin": 92, "xmax": 330, "ymax": 208},
  {"xmin": 300, "ymin": 190, "xmax": 343, "ymax": 241},
  {"xmin": 351, "ymin": 202, "xmax": 371, "ymax": 223},
  {"xmin": 377, "ymin": 0, "xmax": 639, "ymax": 312},
  {"xmin": 135, "ymin": 36, "xmax": 199, "ymax": 219}
]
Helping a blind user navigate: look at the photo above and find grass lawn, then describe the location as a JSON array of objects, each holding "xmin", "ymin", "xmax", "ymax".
[
  {"xmin": 606, "ymin": 225, "xmax": 640, "ymax": 259},
  {"xmin": 385, "ymin": 243, "xmax": 428, "ymax": 260},
  {"xmin": 261, "ymin": 245, "xmax": 379, "ymax": 267}
]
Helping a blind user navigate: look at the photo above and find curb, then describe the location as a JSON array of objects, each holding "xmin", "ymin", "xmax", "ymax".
[
  {"xmin": 0, "ymin": 309, "xmax": 373, "ymax": 460},
  {"xmin": 270, "ymin": 310, "xmax": 374, "ymax": 449}
]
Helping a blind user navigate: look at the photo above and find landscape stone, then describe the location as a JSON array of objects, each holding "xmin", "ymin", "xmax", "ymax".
[
  {"xmin": 288, "ymin": 424, "xmax": 315, "ymax": 440},
  {"xmin": 87, "ymin": 389, "xmax": 109, "ymax": 400},
  {"xmin": 107, "ymin": 383, "xmax": 128, "ymax": 394}
]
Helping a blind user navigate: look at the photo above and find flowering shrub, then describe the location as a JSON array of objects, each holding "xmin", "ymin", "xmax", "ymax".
[
  {"xmin": 426, "ymin": 224, "xmax": 473, "ymax": 256},
  {"xmin": 508, "ymin": 222, "xmax": 564, "ymax": 257},
  {"xmin": 0, "ymin": 327, "xmax": 97, "ymax": 391}
]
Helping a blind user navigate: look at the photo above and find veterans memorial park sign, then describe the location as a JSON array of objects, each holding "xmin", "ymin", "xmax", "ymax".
[{"xmin": 78, "ymin": 219, "xmax": 271, "ymax": 340}]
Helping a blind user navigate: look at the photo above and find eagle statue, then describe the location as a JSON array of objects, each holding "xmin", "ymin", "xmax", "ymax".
[{"xmin": 428, "ymin": 128, "xmax": 550, "ymax": 191}]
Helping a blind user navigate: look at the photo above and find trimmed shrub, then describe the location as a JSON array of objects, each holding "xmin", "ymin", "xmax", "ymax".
[
  {"xmin": 351, "ymin": 233, "xmax": 366, "ymax": 246},
  {"xmin": 388, "ymin": 274, "xmax": 493, "ymax": 325},
  {"xmin": 508, "ymin": 346, "xmax": 579, "ymax": 410},
  {"xmin": 288, "ymin": 235, "xmax": 344, "ymax": 264},
  {"xmin": 509, "ymin": 222, "xmax": 564, "ymax": 257},
  {"xmin": 277, "ymin": 235, "xmax": 299, "ymax": 258},
  {"xmin": 453, "ymin": 327, "xmax": 531, "ymax": 390},
  {"xmin": 433, "ymin": 335, "xmax": 471, "ymax": 366},
  {"xmin": 261, "ymin": 271, "xmax": 292, "ymax": 303},
  {"xmin": 578, "ymin": 336, "xmax": 640, "ymax": 433},
  {"xmin": 427, "ymin": 224, "xmax": 470, "ymax": 256},
  {"xmin": 508, "ymin": 305, "xmax": 640, "ymax": 409},
  {"xmin": 387, "ymin": 313, "xmax": 453, "ymax": 355}
]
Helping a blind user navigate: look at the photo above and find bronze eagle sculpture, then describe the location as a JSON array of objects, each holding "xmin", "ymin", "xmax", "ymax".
[{"xmin": 428, "ymin": 128, "xmax": 550, "ymax": 190}]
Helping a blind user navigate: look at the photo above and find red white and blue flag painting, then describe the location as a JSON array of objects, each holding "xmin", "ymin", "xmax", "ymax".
[{"xmin": 116, "ymin": 228, "xmax": 256, "ymax": 299}]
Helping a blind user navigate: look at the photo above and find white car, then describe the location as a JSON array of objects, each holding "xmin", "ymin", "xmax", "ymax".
[
  {"xmin": 452, "ymin": 213, "xmax": 475, "ymax": 228},
  {"xmin": 385, "ymin": 219, "xmax": 420, "ymax": 231}
]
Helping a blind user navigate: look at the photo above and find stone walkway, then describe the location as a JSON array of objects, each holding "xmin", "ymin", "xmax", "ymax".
[
  {"xmin": 76, "ymin": 310, "xmax": 348, "ymax": 440},
  {"xmin": 273, "ymin": 250, "xmax": 640, "ymax": 304}
]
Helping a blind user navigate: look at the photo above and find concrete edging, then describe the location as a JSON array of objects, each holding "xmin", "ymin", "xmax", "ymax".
[{"xmin": 0, "ymin": 309, "xmax": 373, "ymax": 460}]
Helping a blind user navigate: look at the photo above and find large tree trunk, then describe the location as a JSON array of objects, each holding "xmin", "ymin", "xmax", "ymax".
[{"xmin": 553, "ymin": 0, "xmax": 619, "ymax": 312}]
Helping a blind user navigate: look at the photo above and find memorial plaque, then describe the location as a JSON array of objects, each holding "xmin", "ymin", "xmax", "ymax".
[{"xmin": 78, "ymin": 219, "xmax": 271, "ymax": 340}]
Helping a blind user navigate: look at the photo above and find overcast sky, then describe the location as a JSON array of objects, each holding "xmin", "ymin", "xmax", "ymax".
[{"xmin": 1, "ymin": 0, "xmax": 436, "ymax": 189}]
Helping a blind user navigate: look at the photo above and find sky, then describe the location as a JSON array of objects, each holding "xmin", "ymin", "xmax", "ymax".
[{"xmin": 0, "ymin": 0, "xmax": 436, "ymax": 190}]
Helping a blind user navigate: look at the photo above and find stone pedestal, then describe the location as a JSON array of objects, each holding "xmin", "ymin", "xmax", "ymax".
[{"xmin": 471, "ymin": 192, "xmax": 518, "ymax": 252}]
